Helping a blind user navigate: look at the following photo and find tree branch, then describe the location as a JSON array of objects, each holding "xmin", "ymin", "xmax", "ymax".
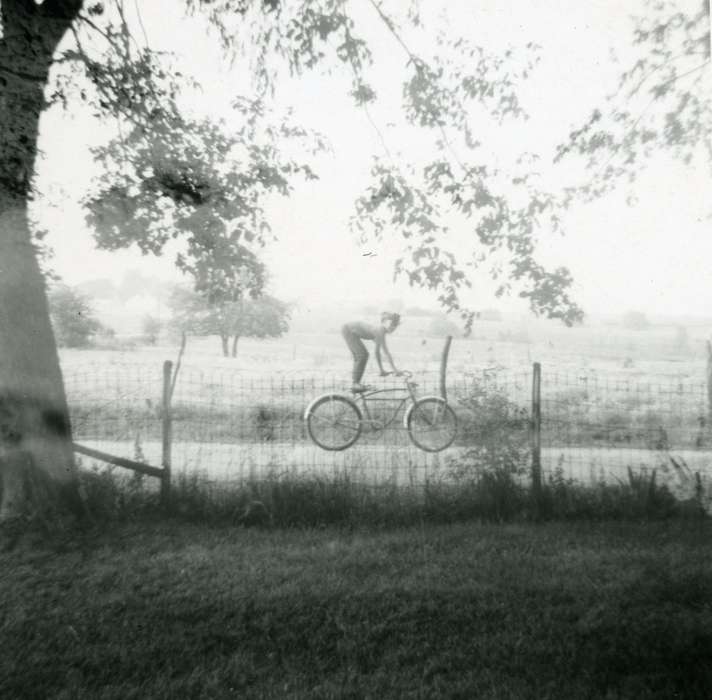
[
  {"xmin": 625, "ymin": 50, "xmax": 708, "ymax": 100},
  {"xmin": 77, "ymin": 11, "xmax": 119, "ymax": 48},
  {"xmin": 366, "ymin": 0, "xmax": 418, "ymax": 65},
  {"xmin": 363, "ymin": 0, "xmax": 472, "ymax": 179}
]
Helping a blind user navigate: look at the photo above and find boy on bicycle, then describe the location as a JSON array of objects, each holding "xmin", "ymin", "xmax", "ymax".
[{"xmin": 342, "ymin": 312, "xmax": 402, "ymax": 392}]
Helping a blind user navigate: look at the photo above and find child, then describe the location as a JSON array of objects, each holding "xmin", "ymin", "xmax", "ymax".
[{"xmin": 342, "ymin": 312, "xmax": 401, "ymax": 392}]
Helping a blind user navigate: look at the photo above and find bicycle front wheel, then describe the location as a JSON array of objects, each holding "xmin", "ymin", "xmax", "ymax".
[
  {"xmin": 406, "ymin": 397, "xmax": 457, "ymax": 452},
  {"xmin": 305, "ymin": 394, "xmax": 362, "ymax": 451}
]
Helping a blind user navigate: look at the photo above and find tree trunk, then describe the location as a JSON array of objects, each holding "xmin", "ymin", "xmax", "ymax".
[
  {"xmin": 0, "ymin": 0, "xmax": 84, "ymax": 522},
  {"xmin": 231, "ymin": 335, "xmax": 239, "ymax": 358},
  {"xmin": 707, "ymin": 340, "xmax": 712, "ymax": 424},
  {"xmin": 220, "ymin": 334, "xmax": 229, "ymax": 357}
]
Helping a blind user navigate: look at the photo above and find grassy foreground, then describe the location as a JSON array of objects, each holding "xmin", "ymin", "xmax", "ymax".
[{"xmin": 2, "ymin": 520, "xmax": 711, "ymax": 699}]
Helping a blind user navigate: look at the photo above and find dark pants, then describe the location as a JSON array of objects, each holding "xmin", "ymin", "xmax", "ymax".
[{"xmin": 342, "ymin": 325, "xmax": 369, "ymax": 384}]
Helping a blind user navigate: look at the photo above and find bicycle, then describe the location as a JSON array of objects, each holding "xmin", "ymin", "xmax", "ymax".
[{"xmin": 304, "ymin": 370, "xmax": 457, "ymax": 452}]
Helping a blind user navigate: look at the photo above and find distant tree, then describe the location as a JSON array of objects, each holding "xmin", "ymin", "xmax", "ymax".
[
  {"xmin": 622, "ymin": 311, "xmax": 651, "ymax": 331},
  {"xmin": 168, "ymin": 286, "xmax": 290, "ymax": 357},
  {"xmin": 75, "ymin": 278, "xmax": 117, "ymax": 300},
  {"xmin": 427, "ymin": 315, "xmax": 462, "ymax": 338},
  {"xmin": 167, "ymin": 286, "xmax": 213, "ymax": 336},
  {"xmin": 48, "ymin": 285, "xmax": 101, "ymax": 348},
  {"xmin": 404, "ymin": 306, "xmax": 439, "ymax": 318},
  {"xmin": 226, "ymin": 295, "xmax": 292, "ymax": 357},
  {"xmin": 479, "ymin": 308, "xmax": 503, "ymax": 322},
  {"xmin": 142, "ymin": 316, "xmax": 163, "ymax": 346}
]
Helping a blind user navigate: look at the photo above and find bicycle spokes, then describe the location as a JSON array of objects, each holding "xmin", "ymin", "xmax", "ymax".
[
  {"xmin": 407, "ymin": 398, "xmax": 457, "ymax": 452},
  {"xmin": 306, "ymin": 395, "xmax": 362, "ymax": 451}
]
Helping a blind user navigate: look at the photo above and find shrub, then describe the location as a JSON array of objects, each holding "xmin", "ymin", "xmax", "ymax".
[
  {"xmin": 79, "ymin": 463, "xmax": 158, "ymax": 522},
  {"xmin": 622, "ymin": 310, "xmax": 650, "ymax": 331},
  {"xmin": 448, "ymin": 381, "xmax": 531, "ymax": 521},
  {"xmin": 427, "ymin": 314, "xmax": 462, "ymax": 338},
  {"xmin": 142, "ymin": 315, "xmax": 162, "ymax": 345},
  {"xmin": 48, "ymin": 284, "xmax": 102, "ymax": 348},
  {"xmin": 478, "ymin": 308, "xmax": 503, "ymax": 322}
]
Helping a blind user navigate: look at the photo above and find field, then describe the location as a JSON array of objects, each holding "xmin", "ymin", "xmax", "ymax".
[
  {"xmin": 62, "ymin": 316, "xmax": 712, "ymax": 382},
  {"xmin": 4, "ymin": 320, "xmax": 711, "ymax": 700},
  {"xmin": 2, "ymin": 520, "xmax": 711, "ymax": 699},
  {"xmin": 59, "ymin": 318, "xmax": 712, "ymax": 510}
]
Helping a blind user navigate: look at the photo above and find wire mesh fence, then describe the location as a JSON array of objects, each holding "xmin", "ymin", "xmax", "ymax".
[
  {"xmin": 539, "ymin": 369, "xmax": 711, "ymax": 495},
  {"xmin": 65, "ymin": 361, "xmax": 712, "ymax": 501}
]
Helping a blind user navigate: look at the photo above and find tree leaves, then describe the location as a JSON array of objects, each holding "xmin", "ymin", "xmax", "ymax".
[
  {"xmin": 168, "ymin": 284, "xmax": 291, "ymax": 345},
  {"xmin": 556, "ymin": 1, "xmax": 711, "ymax": 206},
  {"xmin": 354, "ymin": 152, "xmax": 584, "ymax": 330},
  {"xmin": 84, "ymin": 99, "xmax": 322, "ymax": 304},
  {"xmin": 58, "ymin": 1, "xmax": 586, "ymax": 327}
]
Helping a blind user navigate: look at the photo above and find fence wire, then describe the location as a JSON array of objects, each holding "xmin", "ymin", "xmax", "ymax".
[{"xmin": 65, "ymin": 362, "xmax": 712, "ymax": 499}]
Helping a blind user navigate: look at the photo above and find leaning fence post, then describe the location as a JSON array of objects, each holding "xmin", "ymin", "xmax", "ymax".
[
  {"xmin": 161, "ymin": 360, "xmax": 173, "ymax": 505},
  {"xmin": 439, "ymin": 335, "xmax": 452, "ymax": 400},
  {"xmin": 531, "ymin": 362, "xmax": 542, "ymax": 509}
]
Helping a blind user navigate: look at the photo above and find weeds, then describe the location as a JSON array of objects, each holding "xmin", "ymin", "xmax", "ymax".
[
  {"xmin": 77, "ymin": 462, "xmax": 705, "ymax": 530},
  {"xmin": 446, "ymin": 381, "xmax": 531, "ymax": 521},
  {"xmin": 540, "ymin": 466, "xmax": 684, "ymax": 520},
  {"xmin": 78, "ymin": 461, "xmax": 159, "ymax": 523}
]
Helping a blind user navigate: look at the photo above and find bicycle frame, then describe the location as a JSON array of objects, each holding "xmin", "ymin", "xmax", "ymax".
[{"xmin": 354, "ymin": 380, "xmax": 419, "ymax": 432}]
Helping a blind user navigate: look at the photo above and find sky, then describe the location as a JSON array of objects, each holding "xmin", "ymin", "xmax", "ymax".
[{"xmin": 34, "ymin": 0, "xmax": 712, "ymax": 319}]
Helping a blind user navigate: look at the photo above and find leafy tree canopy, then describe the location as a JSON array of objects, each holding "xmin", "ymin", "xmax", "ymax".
[
  {"xmin": 85, "ymin": 98, "xmax": 322, "ymax": 303},
  {"xmin": 622, "ymin": 310, "xmax": 651, "ymax": 331},
  {"xmin": 47, "ymin": 0, "xmax": 588, "ymax": 328},
  {"xmin": 168, "ymin": 284, "xmax": 291, "ymax": 356},
  {"xmin": 556, "ymin": 1, "xmax": 710, "ymax": 207},
  {"xmin": 141, "ymin": 315, "xmax": 162, "ymax": 345}
]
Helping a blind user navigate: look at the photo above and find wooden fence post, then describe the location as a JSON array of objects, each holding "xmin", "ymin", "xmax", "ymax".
[
  {"xmin": 439, "ymin": 335, "xmax": 452, "ymax": 400},
  {"xmin": 531, "ymin": 362, "xmax": 542, "ymax": 510},
  {"xmin": 161, "ymin": 360, "xmax": 173, "ymax": 505}
]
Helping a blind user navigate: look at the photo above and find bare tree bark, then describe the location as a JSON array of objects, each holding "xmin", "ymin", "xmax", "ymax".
[
  {"xmin": 0, "ymin": 0, "xmax": 84, "ymax": 521},
  {"xmin": 231, "ymin": 335, "xmax": 239, "ymax": 358},
  {"xmin": 220, "ymin": 334, "xmax": 229, "ymax": 357},
  {"xmin": 706, "ymin": 340, "xmax": 712, "ymax": 424}
]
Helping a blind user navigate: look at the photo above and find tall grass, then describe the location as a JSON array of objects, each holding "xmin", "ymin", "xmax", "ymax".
[{"xmin": 78, "ymin": 461, "xmax": 705, "ymax": 531}]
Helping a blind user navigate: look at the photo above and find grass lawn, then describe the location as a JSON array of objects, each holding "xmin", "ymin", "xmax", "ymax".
[{"xmin": 2, "ymin": 520, "xmax": 711, "ymax": 699}]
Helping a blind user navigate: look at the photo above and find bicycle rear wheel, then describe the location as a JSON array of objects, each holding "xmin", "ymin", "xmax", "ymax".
[
  {"xmin": 305, "ymin": 394, "xmax": 362, "ymax": 451},
  {"xmin": 406, "ymin": 397, "xmax": 457, "ymax": 452}
]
